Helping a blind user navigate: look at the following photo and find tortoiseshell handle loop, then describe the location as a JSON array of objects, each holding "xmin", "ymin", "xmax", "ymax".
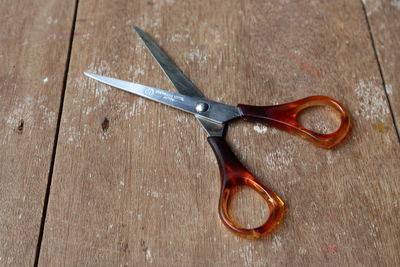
[
  {"xmin": 238, "ymin": 96, "xmax": 351, "ymax": 149},
  {"xmin": 207, "ymin": 136, "xmax": 285, "ymax": 239}
]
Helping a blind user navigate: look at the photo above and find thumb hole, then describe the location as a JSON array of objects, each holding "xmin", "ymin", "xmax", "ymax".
[
  {"xmin": 297, "ymin": 105, "xmax": 341, "ymax": 134},
  {"xmin": 229, "ymin": 185, "xmax": 270, "ymax": 229}
]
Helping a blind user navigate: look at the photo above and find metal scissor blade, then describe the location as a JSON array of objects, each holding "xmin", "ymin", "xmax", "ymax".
[
  {"xmin": 84, "ymin": 72, "xmax": 241, "ymax": 124},
  {"xmin": 133, "ymin": 26, "xmax": 205, "ymax": 99}
]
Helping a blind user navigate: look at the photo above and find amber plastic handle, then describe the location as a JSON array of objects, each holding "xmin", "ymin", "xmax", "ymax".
[
  {"xmin": 238, "ymin": 96, "xmax": 351, "ymax": 149},
  {"xmin": 207, "ymin": 136, "xmax": 285, "ymax": 239}
]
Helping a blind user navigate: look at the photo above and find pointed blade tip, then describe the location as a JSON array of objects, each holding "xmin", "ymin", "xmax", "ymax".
[
  {"xmin": 132, "ymin": 25, "xmax": 141, "ymax": 33},
  {"xmin": 83, "ymin": 72, "xmax": 96, "ymax": 79},
  {"xmin": 84, "ymin": 72, "xmax": 106, "ymax": 83}
]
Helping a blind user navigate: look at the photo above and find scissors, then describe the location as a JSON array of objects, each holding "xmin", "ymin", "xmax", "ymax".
[{"xmin": 84, "ymin": 26, "xmax": 351, "ymax": 239}]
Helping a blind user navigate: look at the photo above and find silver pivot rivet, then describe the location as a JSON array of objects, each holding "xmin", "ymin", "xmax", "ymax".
[{"xmin": 195, "ymin": 102, "xmax": 209, "ymax": 113}]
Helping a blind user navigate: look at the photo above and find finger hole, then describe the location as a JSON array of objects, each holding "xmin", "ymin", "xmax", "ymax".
[
  {"xmin": 228, "ymin": 185, "xmax": 270, "ymax": 229},
  {"xmin": 297, "ymin": 105, "xmax": 341, "ymax": 134}
]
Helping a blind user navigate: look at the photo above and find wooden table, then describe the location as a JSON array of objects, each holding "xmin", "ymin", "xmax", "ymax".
[{"xmin": 1, "ymin": 0, "xmax": 399, "ymax": 266}]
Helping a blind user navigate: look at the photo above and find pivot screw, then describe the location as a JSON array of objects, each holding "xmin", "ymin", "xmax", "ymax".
[{"xmin": 195, "ymin": 102, "xmax": 209, "ymax": 113}]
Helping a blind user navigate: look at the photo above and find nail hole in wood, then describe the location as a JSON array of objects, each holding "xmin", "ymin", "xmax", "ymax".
[
  {"xmin": 16, "ymin": 119, "xmax": 24, "ymax": 133},
  {"xmin": 101, "ymin": 117, "xmax": 109, "ymax": 131}
]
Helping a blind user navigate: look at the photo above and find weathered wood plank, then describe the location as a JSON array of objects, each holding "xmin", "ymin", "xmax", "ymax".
[
  {"xmin": 39, "ymin": 0, "xmax": 400, "ymax": 266},
  {"xmin": 0, "ymin": 0, "xmax": 76, "ymax": 265},
  {"xmin": 362, "ymin": 0, "xmax": 400, "ymax": 137}
]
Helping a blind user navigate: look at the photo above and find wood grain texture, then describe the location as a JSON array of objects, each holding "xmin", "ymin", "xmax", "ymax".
[
  {"xmin": 362, "ymin": 0, "xmax": 400, "ymax": 135},
  {"xmin": 39, "ymin": 0, "xmax": 400, "ymax": 266},
  {"xmin": 0, "ymin": 0, "xmax": 76, "ymax": 265}
]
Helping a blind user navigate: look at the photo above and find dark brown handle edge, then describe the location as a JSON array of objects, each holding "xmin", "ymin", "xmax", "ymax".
[
  {"xmin": 207, "ymin": 136, "xmax": 285, "ymax": 239},
  {"xmin": 238, "ymin": 96, "xmax": 351, "ymax": 149}
]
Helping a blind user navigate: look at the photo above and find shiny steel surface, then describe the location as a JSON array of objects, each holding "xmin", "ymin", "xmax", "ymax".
[
  {"xmin": 133, "ymin": 26, "xmax": 228, "ymax": 136},
  {"xmin": 133, "ymin": 26, "xmax": 205, "ymax": 98},
  {"xmin": 84, "ymin": 72, "xmax": 241, "ymax": 125}
]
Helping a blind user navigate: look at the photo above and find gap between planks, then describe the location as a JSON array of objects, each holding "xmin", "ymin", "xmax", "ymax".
[
  {"xmin": 360, "ymin": 0, "xmax": 400, "ymax": 143},
  {"xmin": 33, "ymin": 0, "xmax": 81, "ymax": 266}
]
